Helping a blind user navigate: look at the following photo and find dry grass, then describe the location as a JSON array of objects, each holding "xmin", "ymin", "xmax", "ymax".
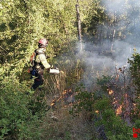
[{"xmin": 40, "ymin": 100, "xmax": 95, "ymax": 140}]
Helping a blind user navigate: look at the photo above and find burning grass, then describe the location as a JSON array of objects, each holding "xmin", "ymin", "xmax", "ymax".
[{"xmin": 35, "ymin": 65, "xmax": 136, "ymax": 139}]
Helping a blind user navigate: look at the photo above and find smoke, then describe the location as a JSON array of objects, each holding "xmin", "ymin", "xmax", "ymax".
[
  {"xmin": 76, "ymin": 40, "xmax": 134, "ymax": 74},
  {"xmin": 76, "ymin": 41, "xmax": 136, "ymax": 91},
  {"xmin": 101, "ymin": 0, "xmax": 127, "ymax": 15},
  {"xmin": 101, "ymin": 0, "xmax": 140, "ymax": 15},
  {"xmin": 76, "ymin": 0, "xmax": 140, "ymax": 89}
]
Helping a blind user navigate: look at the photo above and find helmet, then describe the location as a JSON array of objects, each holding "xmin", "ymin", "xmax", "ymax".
[{"xmin": 38, "ymin": 38, "xmax": 48, "ymax": 47}]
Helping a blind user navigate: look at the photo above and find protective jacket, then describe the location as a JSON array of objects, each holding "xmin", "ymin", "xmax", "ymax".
[
  {"xmin": 35, "ymin": 48, "xmax": 50, "ymax": 70},
  {"xmin": 31, "ymin": 48, "xmax": 50, "ymax": 90}
]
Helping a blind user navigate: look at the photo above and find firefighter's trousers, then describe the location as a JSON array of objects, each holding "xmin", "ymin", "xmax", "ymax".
[{"xmin": 31, "ymin": 68, "xmax": 44, "ymax": 90}]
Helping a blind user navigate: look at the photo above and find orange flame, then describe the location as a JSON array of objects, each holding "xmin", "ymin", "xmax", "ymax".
[
  {"xmin": 108, "ymin": 89, "xmax": 114, "ymax": 95},
  {"xmin": 95, "ymin": 110, "xmax": 99, "ymax": 114},
  {"xmin": 51, "ymin": 102, "xmax": 55, "ymax": 106},
  {"xmin": 116, "ymin": 105, "xmax": 122, "ymax": 115},
  {"xmin": 112, "ymin": 101, "xmax": 117, "ymax": 104}
]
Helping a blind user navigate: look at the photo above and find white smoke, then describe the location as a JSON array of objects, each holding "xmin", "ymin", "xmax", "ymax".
[
  {"xmin": 77, "ymin": 40, "xmax": 136, "ymax": 70},
  {"xmin": 76, "ymin": 0, "xmax": 140, "ymax": 88},
  {"xmin": 101, "ymin": 0, "xmax": 127, "ymax": 15},
  {"xmin": 57, "ymin": 0, "xmax": 140, "ymax": 90},
  {"xmin": 77, "ymin": 0, "xmax": 140, "ymax": 88},
  {"xmin": 101, "ymin": 0, "xmax": 140, "ymax": 15},
  {"xmin": 76, "ymin": 40, "xmax": 137, "ymax": 90}
]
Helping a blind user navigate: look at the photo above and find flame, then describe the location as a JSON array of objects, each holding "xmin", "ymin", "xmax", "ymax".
[
  {"xmin": 50, "ymin": 89, "xmax": 76, "ymax": 108},
  {"xmin": 95, "ymin": 110, "xmax": 99, "ymax": 114},
  {"xmin": 62, "ymin": 90, "xmax": 67, "ymax": 95},
  {"xmin": 50, "ymin": 99, "xmax": 56, "ymax": 106},
  {"xmin": 51, "ymin": 102, "xmax": 55, "ymax": 106},
  {"xmin": 133, "ymin": 103, "xmax": 137, "ymax": 114},
  {"xmin": 108, "ymin": 89, "xmax": 114, "ymax": 95},
  {"xmin": 116, "ymin": 105, "xmax": 122, "ymax": 115},
  {"xmin": 112, "ymin": 101, "xmax": 117, "ymax": 104}
]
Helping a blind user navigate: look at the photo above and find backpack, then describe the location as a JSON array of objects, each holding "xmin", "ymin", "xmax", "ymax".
[
  {"xmin": 28, "ymin": 50, "xmax": 38, "ymax": 76},
  {"xmin": 30, "ymin": 51, "xmax": 36, "ymax": 68},
  {"xmin": 27, "ymin": 49, "xmax": 45, "ymax": 76}
]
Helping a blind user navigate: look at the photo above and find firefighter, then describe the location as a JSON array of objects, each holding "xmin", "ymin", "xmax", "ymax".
[{"xmin": 31, "ymin": 38, "xmax": 51, "ymax": 90}]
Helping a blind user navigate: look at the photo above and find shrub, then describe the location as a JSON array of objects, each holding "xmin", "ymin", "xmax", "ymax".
[{"xmin": 0, "ymin": 78, "xmax": 47, "ymax": 140}]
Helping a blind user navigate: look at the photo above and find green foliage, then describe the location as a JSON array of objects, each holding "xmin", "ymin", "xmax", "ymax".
[
  {"xmin": 70, "ymin": 85, "xmax": 94, "ymax": 115},
  {"xmin": 134, "ymin": 120, "xmax": 140, "ymax": 128},
  {"xmin": 0, "ymin": 79, "xmax": 48, "ymax": 140},
  {"xmin": 28, "ymin": 91, "xmax": 51, "ymax": 117},
  {"xmin": 94, "ymin": 98, "xmax": 131, "ymax": 139},
  {"xmin": 97, "ymin": 75, "xmax": 111, "ymax": 92},
  {"xmin": 1, "ymin": 0, "xmax": 138, "ymax": 139},
  {"xmin": 0, "ymin": 0, "xmax": 83, "ymax": 80},
  {"xmin": 71, "ymin": 83, "xmax": 132, "ymax": 140},
  {"xmin": 0, "ymin": 1, "xmax": 94, "ymax": 139},
  {"xmin": 128, "ymin": 52, "xmax": 140, "ymax": 120},
  {"xmin": 97, "ymin": 101, "xmax": 132, "ymax": 139},
  {"xmin": 70, "ymin": 75, "xmax": 112, "ymax": 115},
  {"xmin": 83, "ymin": 1, "xmax": 106, "ymax": 36},
  {"xmin": 97, "ymin": 75, "xmax": 111, "ymax": 86},
  {"xmin": 94, "ymin": 97, "xmax": 111, "ymax": 111},
  {"xmin": 128, "ymin": 52, "xmax": 140, "ymax": 92}
]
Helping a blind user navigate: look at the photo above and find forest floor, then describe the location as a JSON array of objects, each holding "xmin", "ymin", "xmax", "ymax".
[{"xmin": 39, "ymin": 91, "xmax": 95, "ymax": 140}]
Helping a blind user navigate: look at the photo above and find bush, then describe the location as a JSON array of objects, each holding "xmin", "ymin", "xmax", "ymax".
[
  {"xmin": 70, "ymin": 80, "xmax": 132, "ymax": 140},
  {"xmin": 128, "ymin": 52, "xmax": 140, "ymax": 120},
  {"xmin": 0, "ymin": 78, "xmax": 46, "ymax": 140},
  {"xmin": 128, "ymin": 52, "xmax": 140, "ymax": 93}
]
